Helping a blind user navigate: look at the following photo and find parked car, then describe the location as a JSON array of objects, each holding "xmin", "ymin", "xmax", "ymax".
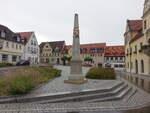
[{"xmin": 16, "ymin": 60, "xmax": 30, "ymax": 66}]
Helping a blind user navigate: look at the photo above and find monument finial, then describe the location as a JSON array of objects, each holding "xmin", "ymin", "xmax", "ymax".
[{"xmin": 74, "ymin": 13, "xmax": 79, "ymax": 28}]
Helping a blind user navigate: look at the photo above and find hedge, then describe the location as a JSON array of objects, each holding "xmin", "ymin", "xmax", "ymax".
[{"xmin": 86, "ymin": 67, "xmax": 116, "ymax": 80}]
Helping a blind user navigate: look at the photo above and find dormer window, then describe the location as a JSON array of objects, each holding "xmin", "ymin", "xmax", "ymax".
[
  {"xmin": 1, "ymin": 30, "xmax": 5, "ymax": 38},
  {"xmin": 17, "ymin": 37, "xmax": 20, "ymax": 42}
]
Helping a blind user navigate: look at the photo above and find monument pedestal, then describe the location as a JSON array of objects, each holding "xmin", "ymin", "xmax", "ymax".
[{"xmin": 64, "ymin": 60, "xmax": 87, "ymax": 84}]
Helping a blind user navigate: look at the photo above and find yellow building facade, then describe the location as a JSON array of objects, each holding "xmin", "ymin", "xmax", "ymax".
[
  {"xmin": 40, "ymin": 41, "xmax": 65, "ymax": 64},
  {"xmin": 62, "ymin": 43, "xmax": 106, "ymax": 67},
  {"xmin": 125, "ymin": 0, "xmax": 150, "ymax": 75}
]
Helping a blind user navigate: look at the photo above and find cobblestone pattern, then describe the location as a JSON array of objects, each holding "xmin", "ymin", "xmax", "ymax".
[
  {"xmin": 0, "ymin": 66, "xmax": 149, "ymax": 112},
  {"xmin": 25, "ymin": 66, "xmax": 121, "ymax": 97}
]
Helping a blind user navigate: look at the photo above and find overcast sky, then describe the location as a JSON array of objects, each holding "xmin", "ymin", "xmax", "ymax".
[{"xmin": 0, "ymin": 0, "xmax": 144, "ymax": 45}]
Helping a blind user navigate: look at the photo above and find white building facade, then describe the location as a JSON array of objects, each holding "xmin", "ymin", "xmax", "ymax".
[
  {"xmin": 0, "ymin": 25, "xmax": 24, "ymax": 64},
  {"xmin": 18, "ymin": 32, "xmax": 40, "ymax": 64},
  {"xmin": 104, "ymin": 46, "xmax": 125, "ymax": 71}
]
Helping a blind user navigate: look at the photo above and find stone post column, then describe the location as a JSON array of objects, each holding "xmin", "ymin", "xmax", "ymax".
[{"xmin": 64, "ymin": 13, "xmax": 87, "ymax": 84}]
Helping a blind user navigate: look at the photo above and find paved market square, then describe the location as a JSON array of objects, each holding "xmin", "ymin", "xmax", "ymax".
[{"xmin": 0, "ymin": 66, "xmax": 150, "ymax": 113}]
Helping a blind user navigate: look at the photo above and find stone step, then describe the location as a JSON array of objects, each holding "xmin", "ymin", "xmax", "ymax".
[
  {"xmin": 39, "ymin": 83, "xmax": 128, "ymax": 103},
  {"xmin": 89, "ymin": 86, "xmax": 132, "ymax": 102},
  {"xmin": 0, "ymin": 81, "xmax": 124, "ymax": 104},
  {"xmin": 123, "ymin": 88, "xmax": 137, "ymax": 102}
]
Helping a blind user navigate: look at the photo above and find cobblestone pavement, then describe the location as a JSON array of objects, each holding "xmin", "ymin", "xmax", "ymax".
[
  {"xmin": 0, "ymin": 66, "xmax": 150, "ymax": 113},
  {"xmin": 26, "ymin": 66, "xmax": 121, "ymax": 97}
]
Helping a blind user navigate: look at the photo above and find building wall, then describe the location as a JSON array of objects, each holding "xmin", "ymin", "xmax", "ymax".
[
  {"xmin": 125, "ymin": 23, "xmax": 150, "ymax": 75},
  {"xmin": 0, "ymin": 39, "xmax": 24, "ymax": 64},
  {"xmin": 23, "ymin": 33, "xmax": 39, "ymax": 64},
  {"xmin": 125, "ymin": 36, "xmax": 150, "ymax": 74},
  {"xmin": 104, "ymin": 56, "xmax": 125, "ymax": 70},
  {"xmin": 40, "ymin": 43, "xmax": 62, "ymax": 64},
  {"xmin": 66, "ymin": 47, "xmax": 105, "ymax": 66}
]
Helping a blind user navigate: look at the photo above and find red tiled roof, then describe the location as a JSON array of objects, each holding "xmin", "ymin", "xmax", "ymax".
[
  {"xmin": 104, "ymin": 46, "xmax": 125, "ymax": 57},
  {"xmin": 127, "ymin": 20, "xmax": 143, "ymax": 31},
  {"xmin": 80, "ymin": 43, "xmax": 106, "ymax": 48},
  {"xmin": 17, "ymin": 32, "xmax": 33, "ymax": 45},
  {"xmin": 62, "ymin": 43, "xmax": 106, "ymax": 54}
]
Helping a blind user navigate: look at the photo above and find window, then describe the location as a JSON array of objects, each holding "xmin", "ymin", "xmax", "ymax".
[
  {"xmin": 31, "ymin": 47, "xmax": 33, "ymax": 53},
  {"xmin": 31, "ymin": 40, "xmax": 33, "ymax": 45},
  {"xmin": 28, "ymin": 47, "xmax": 30, "ymax": 52},
  {"xmin": 1, "ymin": 30, "xmax": 5, "ymax": 38},
  {"xmin": 128, "ymin": 62, "xmax": 129, "ymax": 68},
  {"xmin": 111, "ymin": 57, "xmax": 113, "ymax": 61},
  {"xmin": 114, "ymin": 64, "xmax": 119, "ymax": 68},
  {"xmin": 19, "ymin": 45, "xmax": 22, "ymax": 50},
  {"xmin": 34, "ymin": 41, "xmax": 36, "ymax": 46},
  {"xmin": 140, "ymin": 43, "xmax": 143, "ymax": 49},
  {"xmin": 135, "ymin": 45, "xmax": 137, "ymax": 53},
  {"xmin": 18, "ymin": 56, "xmax": 21, "ymax": 60},
  {"xmin": 119, "ymin": 64, "xmax": 123, "ymax": 68},
  {"xmin": 141, "ymin": 60, "xmax": 144, "ymax": 73},
  {"xmin": 2, "ymin": 55, "xmax": 8, "ymax": 62},
  {"xmin": 144, "ymin": 20, "xmax": 147, "ymax": 29},
  {"xmin": 115, "ymin": 57, "xmax": 118, "ymax": 61},
  {"xmin": 12, "ymin": 55, "xmax": 17, "ymax": 62},
  {"xmin": 130, "ymin": 47, "xmax": 132, "ymax": 55},
  {"xmin": 12, "ymin": 43, "xmax": 14, "ymax": 48},
  {"xmin": 6, "ymin": 42, "xmax": 9, "ymax": 48},
  {"xmin": 16, "ymin": 44, "xmax": 18, "ymax": 49},
  {"xmin": 120, "ymin": 57, "xmax": 123, "ymax": 61},
  {"xmin": 106, "ymin": 57, "xmax": 109, "ymax": 61},
  {"xmin": 99, "ymin": 53, "xmax": 102, "ymax": 56},
  {"xmin": 17, "ymin": 37, "xmax": 20, "ymax": 42}
]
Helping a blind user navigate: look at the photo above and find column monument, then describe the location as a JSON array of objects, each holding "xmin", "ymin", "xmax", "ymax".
[{"xmin": 64, "ymin": 13, "xmax": 87, "ymax": 84}]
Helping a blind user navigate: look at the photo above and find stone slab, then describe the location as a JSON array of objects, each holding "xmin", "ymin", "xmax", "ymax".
[{"xmin": 64, "ymin": 79, "xmax": 88, "ymax": 84}]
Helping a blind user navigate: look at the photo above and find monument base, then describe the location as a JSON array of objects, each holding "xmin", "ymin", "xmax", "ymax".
[
  {"xmin": 64, "ymin": 79, "xmax": 88, "ymax": 84},
  {"xmin": 64, "ymin": 74, "xmax": 88, "ymax": 84}
]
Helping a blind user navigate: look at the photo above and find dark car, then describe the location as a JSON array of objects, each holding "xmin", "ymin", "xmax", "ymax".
[{"xmin": 16, "ymin": 60, "xmax": 30, "ymax": 66}]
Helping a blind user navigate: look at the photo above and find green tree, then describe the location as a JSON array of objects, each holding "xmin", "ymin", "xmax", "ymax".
[
  {"xmin": 61, "ymin": 56, "xmax": 68, "ymax": 65},
  {"xmin": 66, "ymin": 56, "xmax": 72, "ymax": 65},
  {"xmin": 67, "ymin": 56, "xmax": 72, "ymax": 62},
  {"xmin": 84, "ymin": 57, "xmax": 93, "ymax": 64}
]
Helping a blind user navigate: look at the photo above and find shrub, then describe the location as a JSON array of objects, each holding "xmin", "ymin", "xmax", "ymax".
[
  {"xmin": 8, "ymin": 75, "xmax": 35, "ymax": 95},
  {"xmin": 0, "ymin": 66, "xmax": 61, "ymax": 96},
  {"xmin": 0, "ymin": 63, "xmax": 13, "ymax": 67},
  {"xmin": 86, "ymin": 67, "xmax": 116, "ymax": 80}
]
